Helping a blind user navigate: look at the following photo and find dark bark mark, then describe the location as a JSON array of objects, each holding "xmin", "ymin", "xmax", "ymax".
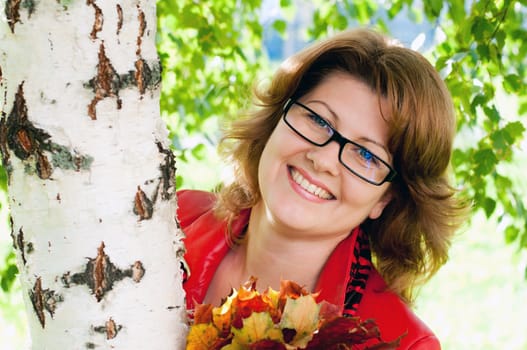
[
  {"xmin": 1, "ymin": 83, "xmax": 94, "ymax": 178},
  {"xmin": 36, "ymin": 150, "xmax": 52, "ymax": 179},
  {"xmin": 5, "ymin": 0, "xmax": 22, "ymax": 33},
  {"xmin": 87, "ymin": 0, "xmax": 103, "ymax": 40},
  {"xmin": 0, "ymin": 80, "xmax": 7, "ymax": 172},
  {"xmin": 132, "ymin": 142, "xmax": 176, "ymax": 220},
  {"xmin": 0, "ymin": 116, "xmax": 9, "ymax": 167},
  {"xmin": 16, "ymin": 227, "xmax": 26, "ymax": 264},
  {"xmin": 29, "ymin": 277, "xmax": 63, "ymax": 328},
  {"xmin": 116, "ymin": 4, "xmax": 123, "ymax": 35},
  {"xmin": 30, "ymin": 277, "xmax": 45, "ymax": 327},
  {"xmin": 85, "ymin": 343, "xmax": 96, "ymax": 349},
  {"xmin": 156, "ymin": 141, "xmax": 176, "ymax": 201},
  {"xmin": 135, "ymin": 59, "xmax": 161, "ymax": 95},
  {"xmin": 134, "ymin": 59, "xmax": 147, "ymax": 95},
  {"xmin": 133, "ymin": 186, "xmax": 153, "ymax": 220},
  {"xmin": 84, "ymin": 53, "xmax": 160, "ymax": 107},
  {"xmin": 132, "ymin": 5, "xmax": 161, "ymax": 97},
  {"xmin": 84, "ymin": 46, "xmax": 160, "ymax": 110},
  {"xmin": 16, "ymin": 227, "xmax": 34, "ymax": 264},
  {"xmin": 94, "ymin": 317, "xmax": 122, "ymax": 340},
  {"xmin": 9, "ymin": 217, "xmax": 16, "ymax": 249},
  {"xmin": 136, "ymin": 5, "xmax": 146, "ymax": 57},
  {"xmin": 62, "ymin": 242, "xmax": 145, "ymax": 302},
  {"xmin": 6, "ymin": 83, "xmax": 50, "ymax": 160},
  {"xmin": 4, "ymin": 0, "xmax": 35, "ymax": 33},
  {"xmin": 21, "ymin": 0, "xmax": 35, "ymax": 17},
  {"xmin": 105, "ymin": 318, "xmax": 119, "ymax": 339},
  {"xmin": 3, "ymin": 83, "xmax": 51, "ymax": 176},
  {"xmin": 131, "ymin": 260, "xmax": 145, "ymax": 282},
  {"xmin": 87, "ymin": 43, "xmax": 121, "ymax": 120}
]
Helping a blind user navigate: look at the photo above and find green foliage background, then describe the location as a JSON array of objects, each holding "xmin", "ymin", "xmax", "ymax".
[{"xmin": 1, "ymin": 0, "xmax": 526, "ymax": 348}]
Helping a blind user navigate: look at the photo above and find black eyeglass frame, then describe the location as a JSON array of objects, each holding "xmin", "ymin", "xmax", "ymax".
[{"xmin": 282, "ymin": 98, "xmax": 397, "ymax": 186}]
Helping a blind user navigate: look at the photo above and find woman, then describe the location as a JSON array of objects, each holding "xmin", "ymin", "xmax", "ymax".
[{"xmin": 178, "ymin": 28, "xmax": 467, "ymax": 349}]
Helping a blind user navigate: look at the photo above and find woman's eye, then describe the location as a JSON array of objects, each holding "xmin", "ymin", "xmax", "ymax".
[
  {"xmin": 307, "ymin": 113, "xmax": 330, "ymax": 129},
  {"xmin": 359, "ymin": 148, "xmax": 373, "ymax": 160},
  {"xmin": 358, "ymin": 148, "xmax": 380, "ymax": 166}
]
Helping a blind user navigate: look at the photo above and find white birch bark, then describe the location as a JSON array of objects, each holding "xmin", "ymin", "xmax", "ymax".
[{"xmin": 0, "ymin": 1, "xmax": 188, "ymax": 349}]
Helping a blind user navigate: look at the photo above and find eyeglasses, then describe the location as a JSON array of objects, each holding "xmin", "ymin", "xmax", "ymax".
[{"xmin": 282, "ymin": 99, "xmax": 397, "ymax": 186}]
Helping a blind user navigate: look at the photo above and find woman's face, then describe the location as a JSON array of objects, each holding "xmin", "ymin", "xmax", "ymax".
[{"xmin": 256, "ymin": 71, "xmax": 393, "ymax": 240}]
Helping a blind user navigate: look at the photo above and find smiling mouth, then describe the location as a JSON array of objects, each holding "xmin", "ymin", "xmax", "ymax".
[{"xmin": 290, "ymin": 167, "xmax": 335, "ymax": 200}]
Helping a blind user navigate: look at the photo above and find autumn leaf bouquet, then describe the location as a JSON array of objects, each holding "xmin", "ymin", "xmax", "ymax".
[{"xmin": 186, "ymin": 277, "xmax": 401, "ymax": 350}]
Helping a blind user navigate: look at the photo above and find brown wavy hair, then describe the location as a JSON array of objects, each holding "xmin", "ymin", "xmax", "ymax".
[{"xmin": 215, "ymin": 28, "xmax": 469, "ymax": 303}]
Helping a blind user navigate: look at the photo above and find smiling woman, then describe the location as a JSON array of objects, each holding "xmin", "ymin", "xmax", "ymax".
[{"xmin": 178, "ymin": 28, "xmax": 469, "ymax": 349}]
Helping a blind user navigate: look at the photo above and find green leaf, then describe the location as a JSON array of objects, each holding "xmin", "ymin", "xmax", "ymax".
[
  {"xmin": 0, "ymin": 164, "xmax": 7, "ymax": 192},
  {"xmin": 495, "ymin": 174, "xmax": 513, "ymax": 189},
  {"xmin": 483, "ymin": 105, "xmax": 500, "ymax": 124},
  {"xmin": 490, "ymin": 129, "xmax": 511, "ymax": 155},
  {"xmin": 503, "ymin": 74, "xmax": 523, "ymax": 93},
  {"xmin": 470, "ymin": 94, "xmax": 488, "ymax": 114},
  {"xmin": 448, "ymin": 0, "xmax": 466, "ymax": 24},
  {"xmin": 495, "ymin": 29, "xmax": 506, "ymax": 50},
  {"xmin": 272, "ymin": 19, "xmax": 287, "ymax": 36},
  {"xmin": 504, "ymin": 121, "xmax": 526, "ymax": 143},
  {"xmin": 520, "ymin": 102, "xmax": 527, "ymax": 116},
  {"xmin": 505, "ymin": 225, "xmax": 520, "ymax": 244},
  {"xmin": 0, "ymin": 252, "xmax": 19, "ymax": 292},
  {"xmin": 471, "ymin": 16, "xmax": 494, "ymax": 41},
  {"xmin": 452, "ymin": 148, "xmax": 469, "ymax": 168},
  {"xmin": 474, "ymin": 148, "xmax": 497, "ymax": 175},
  {"xmin": 521, "ymin": 228, "xmax": 527, "ymax": 249},
  {"xmin": 387, "ymin": 0, "xmax": 404, "ymax": 19},
  {"xmin": 191, "ymin": 143, "xmax": 207, "ymax": 160},
  {"xmin": 424, "ymin": 0, "xmax": 443, "ymax": 18},
  {"xmin": 483, "ymin": 197, "xmax": 496, "ymax": 218},
  {"xmin": 176, "ymin": 175, "xmax": 184, "ymax": 189}
]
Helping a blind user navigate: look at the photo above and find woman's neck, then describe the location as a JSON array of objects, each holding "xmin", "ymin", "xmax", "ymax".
[{"xmin": 241, "ymin": 201, "xmax": 346, "ymax": 292}]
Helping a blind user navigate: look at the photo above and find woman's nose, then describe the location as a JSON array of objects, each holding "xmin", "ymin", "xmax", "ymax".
[{"xmin": 305, "ymin": 141, "xmax": 341, "ymax": 176}]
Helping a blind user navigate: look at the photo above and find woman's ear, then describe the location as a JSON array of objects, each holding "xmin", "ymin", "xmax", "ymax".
[{"xmin": 368, "ymin": 190, "xmax": 393, "ymax": 220}]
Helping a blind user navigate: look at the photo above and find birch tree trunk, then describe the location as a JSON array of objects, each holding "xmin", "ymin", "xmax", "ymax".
[{"xmin": 0, "ymin": 1, "xmax": 188, "ymax": 349}]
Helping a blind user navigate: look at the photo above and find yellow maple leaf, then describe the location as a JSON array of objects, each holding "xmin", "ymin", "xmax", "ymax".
[
  {"xmin": 213, "ymin": 290, "xmax": 237, "ymax": 334},
  {"xmin": 186, "ymin": 323, "xmax": 221, "ymax": 350},
  {"xmin": 279, "ymin": 295, "xmax": 320, "ymax": 348},
  {"xmin": 262, "ymin": 286, "xmax": 280, "ymax": 309},
  {"xmin": 231, "ymin": 311, "xmax": 283, "ymax": 345},
  {"xmin": 262, "ymin": 286, "xmax": 281, "ymax": 323}
]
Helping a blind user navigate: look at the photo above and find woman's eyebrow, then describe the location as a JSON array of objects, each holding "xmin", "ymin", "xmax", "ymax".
[{"xmin": 308, "ymin": 100, "xmax": 340, "ymax": 122}]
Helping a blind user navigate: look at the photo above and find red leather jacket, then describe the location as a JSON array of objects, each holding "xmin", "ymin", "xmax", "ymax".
[{"xmin": 177, "ymin": 190, "xmax": 440, "ymax": 350}]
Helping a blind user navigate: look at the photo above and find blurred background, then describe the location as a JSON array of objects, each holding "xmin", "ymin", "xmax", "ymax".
[{"xmin": 1, "ymin": 0, "xmax": 526, "ymax": 349}]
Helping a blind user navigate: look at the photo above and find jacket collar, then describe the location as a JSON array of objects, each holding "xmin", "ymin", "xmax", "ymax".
[{"xmin": 183, "ymin": 203, "xmax": 367, "ymax": 315}]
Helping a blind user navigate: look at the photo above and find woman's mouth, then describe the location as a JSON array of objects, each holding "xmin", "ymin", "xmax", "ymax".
[{"xmin": 290, "ymin": 167, "xmax": 335, "ymax": 200}]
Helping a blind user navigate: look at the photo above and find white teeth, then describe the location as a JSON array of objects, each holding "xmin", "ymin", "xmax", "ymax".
[{"xmin": 291, "ymin": 168, "xmax": 333, "ymax": 200}]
